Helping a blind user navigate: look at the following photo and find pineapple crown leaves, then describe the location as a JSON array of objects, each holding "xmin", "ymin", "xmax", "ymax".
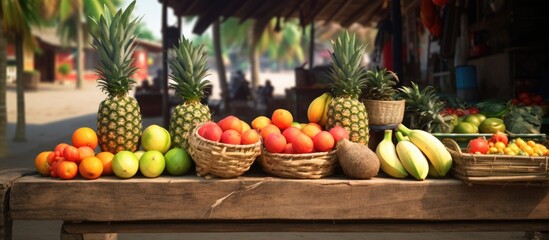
[
  {"xmin": 90, "ymin": 1, "xmax": 141, "ymax": 97},
  {"xmin": 168, "ymin": 36, "xmax": 211, "ymax": 103},
  {"xmin": 328, "ymin": 30, "xmax": 368, "ymax": 99},
  {"xmin": 363, "ymin": 67, "xmax": 399, "ymax": 101},
  {"xmin": 398, "ymin": 82, "xmax": 448, "ymax": 132}
]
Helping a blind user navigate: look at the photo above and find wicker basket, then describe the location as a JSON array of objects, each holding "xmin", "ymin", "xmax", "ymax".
[
  {"xmin": 188, "ymin": 123, "xmax": 262, "ymax": 178},
  {"xmin": 363, "ymin": 99, "xmax": 405, "ymax": 126},
  {"xmin": 443, "ymin": 138, "xmax": 549, "ymax": 185},
  {"xmin": 258, "ymin": 149, "xmax": 338, "ymax": 179}
]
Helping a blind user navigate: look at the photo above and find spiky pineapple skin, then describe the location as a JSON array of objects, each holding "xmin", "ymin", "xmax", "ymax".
[
  {"xmin": 327, "ymin": 97, "xmax": 369, "ymax": 145},
  {"xmin": 169, "ymin": 102, "xmax": 211, "ymax": 150},
  {"xmin": 97, "ymin": 96, "xmax": 142, "ymax": 153}
]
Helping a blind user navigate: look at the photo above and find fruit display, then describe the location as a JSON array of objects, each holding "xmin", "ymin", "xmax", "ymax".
[
  {"xmin": 92, "ymin": 1, "xmax": 142, "ymax": 153},
  {"xmin": 465, "ymin": 131, "xmax": 549, "ymax": 157},
  {"xmin": 168, "ymin": 36, "xmax": 212, "ymax": 151},
  {"xmin": 257, "ymin": 109, "xmax": 344, "ymax": 154},
  {"xmin": 325, "ymin": 31, "xmax": 370, "ymax": 145}
]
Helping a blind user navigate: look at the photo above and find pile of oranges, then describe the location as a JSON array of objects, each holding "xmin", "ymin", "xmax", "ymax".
[
  {"xmin": 253, "ymin": 109, "xmax": 349, "ymax": 154},
  {"xmin": 34, "ymin": 127, "xmax": 113, "ymax": 180}
]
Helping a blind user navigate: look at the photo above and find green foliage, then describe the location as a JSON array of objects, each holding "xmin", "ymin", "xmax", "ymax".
[
  {"xmin": 90, "ymin": 1, "xmax": 139, "ymax": 97},
  {"xmin": 398, "ymin": 82, "xmax": 447, "ymax": 132},
  {"xmin": 363, "ymin": 67, "xmax": 399, "ymax": 101},
  {"xmin": 329, "ymin": 30, "xmax": 368, "ymax": 99},
  {"xmin": 57, "ymin": 63, "xmax": 71, "ymax": 76},
  {"xmin": 169, "ymin": 35, "xmax": 211, "ymax": 102}
]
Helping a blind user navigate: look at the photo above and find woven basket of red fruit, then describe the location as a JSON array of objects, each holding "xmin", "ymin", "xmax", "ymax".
[
  {"xmin": 443, "ymin": 138, "xmax": 549, "ymax": 185},
  {"xmin": 188, "ymin": 119, "xmax": 262, "ymax": 179}
]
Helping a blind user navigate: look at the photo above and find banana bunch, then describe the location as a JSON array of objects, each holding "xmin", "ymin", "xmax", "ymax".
[
  {"xmin": 376, "ymin": 125, "xmax": 453, "ymax": 180},
  {"xmin": 307, "ymin": 93, "xmax": 332, "ymax": 127}
]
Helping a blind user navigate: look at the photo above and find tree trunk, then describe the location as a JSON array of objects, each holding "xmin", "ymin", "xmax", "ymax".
[
  {"xmin": 75, "ymin": 3, "xmax": 84, "ymax": 89},
  {"xmin": 13, "ymin": 34, "xmax": 26, "ymax": 142},
  {"xmin": 212, "ymin": 20, "xmax": 229, "ymax": 113},
  {"xmin": 249, "ymin": 21, "xmax": 261, "ymax": 100},
  {"xmin": 0, "ymin": 16, "xmax": 8, "ymax": 156}
]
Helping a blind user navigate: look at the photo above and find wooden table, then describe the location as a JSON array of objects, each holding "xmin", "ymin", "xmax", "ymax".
[{"xmin": 2, "ymin": 167, "xmax": 549, "ymax": 240}]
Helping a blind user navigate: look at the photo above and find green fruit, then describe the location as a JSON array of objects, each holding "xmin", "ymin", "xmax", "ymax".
[
  {"xmin": 133, "ymin": 150, "xmax": 145, "ymax": 161},
  {"xmin": 164, "ymin": 148, "xmax": 192, "ymax": 176},
  {"xmin": 476, "ymin": 113, "xmax": 486, "ymax": 122},
  {"xmin": 463, "ymin": 114, "xmax": 483, "ymax": 127},
  {"xmin": 141, "ymin": 124, "xmax": 171, "ymax": 154},
  {"xmin": 453, "ymin": 122, "xmax": 478, "ymax": 134},
  {"xmin": 112, "ymin": 151, "xmax": 139, "ymax": 179},
  {"xmin": 139, "ymin": 150, "xmax": 166, "ymax": 178},
  {"xmin": 479, "ymin": 118, "xmax": 506, "ymax": 133}
]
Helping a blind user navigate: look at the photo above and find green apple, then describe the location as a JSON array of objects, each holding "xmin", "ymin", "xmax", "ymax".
[
  {"xmin": 141, "ymin": 124, "xmax": 171, "ymax": 154},
  {"xmin": 112, "ymin": 151, "xmax": 139, "ymax": 179},
  {"xmin": 291, "ymin": 122, "xmax": 302, "ymax": 129},
  {"xmin": 164, "ymin": 148, "xmax": 192, "ymax": 176},
  {"xmin": 139, "ymin": 150, "xmax": 166, "ymax": 178}
]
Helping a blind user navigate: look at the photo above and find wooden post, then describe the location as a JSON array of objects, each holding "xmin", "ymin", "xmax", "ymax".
[
  {"xmin": 161, "ymin": 1, "xmax": 170, "ymax": 128},
  {"xmin": 391, "ymin": 0, "xmax": 403, "ymax": 80},
  {"xmin": 309, "ymin": 22, "xmax": 315, "ymax": 69}
]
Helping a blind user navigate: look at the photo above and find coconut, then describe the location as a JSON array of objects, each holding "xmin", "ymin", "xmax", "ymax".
[{"xmin": 336, "ymin": 139, "xmax": 380, "ymax": 179}]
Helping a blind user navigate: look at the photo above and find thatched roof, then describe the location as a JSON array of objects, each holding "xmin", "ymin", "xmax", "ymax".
[{"xmin": 159, "ymin": 0, "xmax": 388, "ymax": 34}]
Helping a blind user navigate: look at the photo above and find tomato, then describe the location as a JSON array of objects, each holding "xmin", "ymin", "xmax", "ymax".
[
  {"xmin": 454, "ymin": 109, "xmax": 465, "ymax": 117},
  {"xmin": 54, "ymin": 143, "xmax": 70, "ymax": 157},
  {"xmin": 467, "ymin": 137, "xmax": 490, "ymax": 154},
  {"xmin": 56, "ymin": 161, "xmax": 78, "ymax": 180},
  {"xmin": 467, "ymin": 107, "xmax": 480, "ymax": 115},
  {"xmin": 489, "ymin": 131, "xmax": 508, "ymax": 145},
  {"xmin": 63, "ymin": 145, "xmax": 81, "ymax": 162},
  {"xmin": 518, "ymin": 92, "xmax": 530, "ymax": 101}
]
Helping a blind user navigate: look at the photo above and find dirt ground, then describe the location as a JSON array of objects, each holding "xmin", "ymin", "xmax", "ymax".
[{"xmin": 0, "ymin": 77, "xmax": 531, "ymax": 240}]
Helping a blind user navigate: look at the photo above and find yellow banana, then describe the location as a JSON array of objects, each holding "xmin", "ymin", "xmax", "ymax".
[
  {"xmin": 307, "ymin": 93, "xmax": 330, "ymax": 124},
  {"xmin": 376, "ymin": 130, "xmax": 408, "ymax": 178},
  {"xmin": 395, "ymin": 131, "xmax": 429, "ymax": 180},
  {"xmin": 396, "ymin": 124, "xmax": 453, "ymax": 176},
  {"xmin": 318, "ymin": 94, "xmax": 332, "ymax": 128}
]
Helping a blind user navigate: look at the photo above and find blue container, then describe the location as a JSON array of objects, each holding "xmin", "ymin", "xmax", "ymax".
[{"xmin": 455, "ymin": 65, "xmax": 478, "ymax": 102}]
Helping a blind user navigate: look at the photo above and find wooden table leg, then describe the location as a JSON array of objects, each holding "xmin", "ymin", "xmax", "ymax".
[
  {"xmin": 61, "ymin": 222, "xmax": 117, "ymax": 240},
  {"xmin": 0, "ymin": 168, "xmax": 31, "ymax": 240}
]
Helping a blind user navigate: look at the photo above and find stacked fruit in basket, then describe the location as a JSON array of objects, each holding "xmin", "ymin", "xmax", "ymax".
[{"xmin": 466, "ymin": 131, "xmax": 549, "ymax": 157}]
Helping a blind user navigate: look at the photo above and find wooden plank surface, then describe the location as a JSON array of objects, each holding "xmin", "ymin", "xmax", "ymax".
[
  {"xmin": 8, "ymin": 171, "xmax": 549, "ymax": 222},
  {"xmin": 61, "ymin": 220, "xmax": 549, "ymax": 233}
]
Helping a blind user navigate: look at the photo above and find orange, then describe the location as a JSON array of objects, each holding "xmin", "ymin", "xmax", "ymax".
[
  {"xmin": 96, "ymin": 151, "xmax": 114, "ymax": 175},
  {"xmin": 79, "ymin": 156, "xmax": 104, "ymax": 180},
  {"xmin": 301, "ymin": 124, "xmax": 322, "ymax": 139},
  {"xmin": 271, "ymin": 109, "xmax": 293, "ymax": 130},
  {"xmin": 251, "ymin": 116, "xmax": 271, "ymax": 131},
  {"xmin": 241, "ymin": 129, "xmax": 260, "ymax": 145},
  {"xmin": 260, "ymin": 124, "xmax": 281, "ymax": 140},
  {"xmin": 34, "ymin": 151, "xmax": 53, "ymax": 176},
  {"xmin": 72, "ymin": 127, "xmax": 98, "ymax": 150}
]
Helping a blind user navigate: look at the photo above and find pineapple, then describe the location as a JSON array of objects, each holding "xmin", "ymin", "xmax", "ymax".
[
  {"xmin": 168, "ymin": 36, "xmax": 211, "ymax": 150},
  {"xmin": 326, "ymin": 31, "xmax": 369, "ymax": 145},
  {"xmin": 91, "ymin": 2, "xmax": 142, "ymax": 153},
  {"xmin": 363, "ymin": 67, "xmax": 399, "ymax": 101},
  {"xmin": 398, "ymin": 82, "xmax": 449, "ymax": 132}
]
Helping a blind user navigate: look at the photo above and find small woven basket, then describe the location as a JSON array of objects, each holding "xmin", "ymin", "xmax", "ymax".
[
  {"xmin": 258, "ymin": 149, "xmax": 338, "ymax": 179},
  {"xmin": 363, "ymin": 99, "xmax": 405, "ymax": 126},
  {"xmin": 443, "ymin": 138, "xmax": 549, "ymax": 185},
  {"xmin": 188, "ymin": 123, "xmax": 262, "ymax": 178}
]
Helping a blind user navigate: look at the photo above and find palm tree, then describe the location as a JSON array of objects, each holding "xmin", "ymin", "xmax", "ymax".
[
  {"xmin": 48, "ymin": 0, "xmax": 117, "ymax": 89},
  {"xmin": 0, "ymin": 10, "xmax": 7, "ymax": 156},
  {"xmin": 1, "ymin": 0, "xmax": 43, "ymax": 143}
]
